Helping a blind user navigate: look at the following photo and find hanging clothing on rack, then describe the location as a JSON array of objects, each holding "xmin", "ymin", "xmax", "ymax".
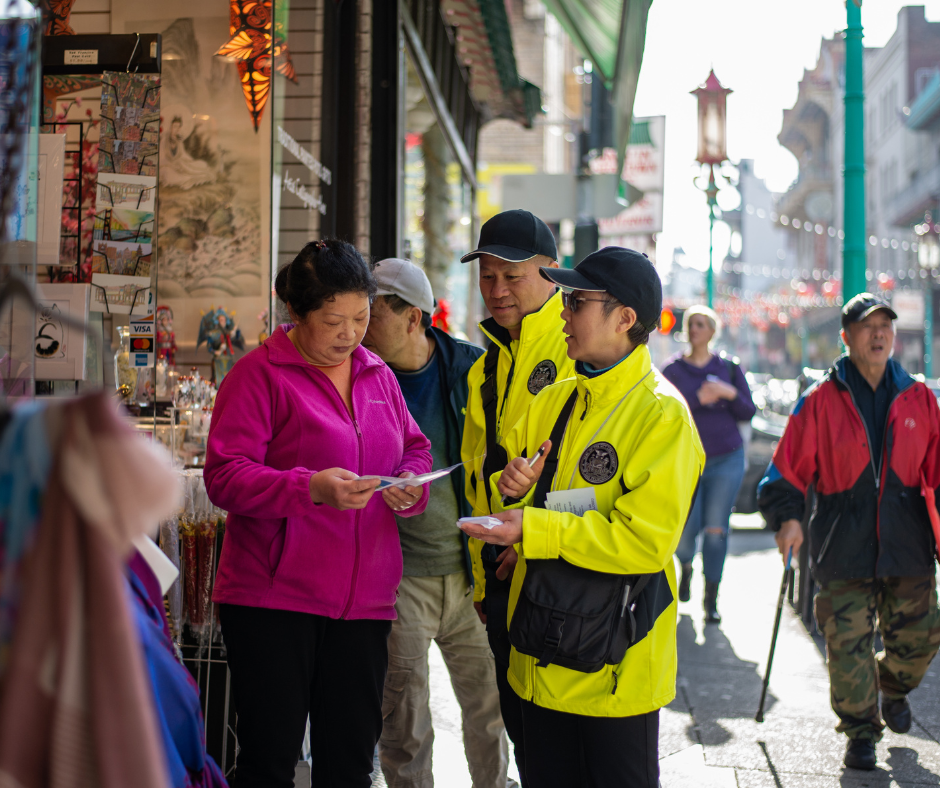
[
  {"xmin": 0, "ymin": 392, "xmax": 181, "ymax": 788},
  {"xmin": 0, "ymin": 403, "xmax": 53, "ymax": 672},
  {"xmin": 128, "ymin": 556, "xmax": 227, "ymax": 788}
]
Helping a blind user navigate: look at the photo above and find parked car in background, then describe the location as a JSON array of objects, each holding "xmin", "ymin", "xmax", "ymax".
[{"xmin": 734, "ymin": 369, "xmax": 825, "ymax": 514}]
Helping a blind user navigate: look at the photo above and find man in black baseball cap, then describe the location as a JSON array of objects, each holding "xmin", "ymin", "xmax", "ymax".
[
  {"xmin": 459, "ymin": 209, "xmax": 574, "ymax": 783},
  {"xmin": 461, "ymin": 208, "xmax": 559, "ymax": 264},
  {"xmin": 761, "ymin": 291, "xmax": 940, "ymax": 771},
  {"xmin": 841, "ymin": 292, "xmax": 898, "ymax": 329}
]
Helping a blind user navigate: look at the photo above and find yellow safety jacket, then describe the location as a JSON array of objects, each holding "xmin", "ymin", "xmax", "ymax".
[
  {"xmin": 493, "ymin": 344, "xmax": 705, "ymax": 717},
  {"xmin": 460, "ymin": 290, "xmax": 575, "ymax": 601}
]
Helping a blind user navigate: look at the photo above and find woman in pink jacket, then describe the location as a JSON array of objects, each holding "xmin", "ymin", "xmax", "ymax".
[{"xmin": 205, "ymin": 239, "xmax": 432, "ymax": 788}]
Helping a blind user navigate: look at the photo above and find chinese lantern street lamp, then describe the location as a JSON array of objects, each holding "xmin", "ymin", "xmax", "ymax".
[{"xmin": 692, "ymin": 70, "xmax": 732, "ymax": 308}]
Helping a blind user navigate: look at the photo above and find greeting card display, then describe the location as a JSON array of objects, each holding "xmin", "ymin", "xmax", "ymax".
[{"xmin": 92, "ymin": 71, "xmax": 160, "ymax": 313}]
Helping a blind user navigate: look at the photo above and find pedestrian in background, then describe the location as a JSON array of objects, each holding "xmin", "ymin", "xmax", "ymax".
[
  {"xmin": 662, "ymin": 305, "xmax": 756, "ymax": 623},
  {"xmin": 460, "ymin": 209, "xmax": 576, "ymax": 785},
  {"xmin": 205, "ymin": 240, "xmax": 432, "ymax": 788},
  {"xmin": 462, "ymin": 248, "xmax": 704, "ymax": 787},
  {"xmin": 760, "ymin": 293, "xmax": 940, "ymax": 771},
  {"xmin": 363, "ymin": 258, "xmax": 510, "ymax": 788}
]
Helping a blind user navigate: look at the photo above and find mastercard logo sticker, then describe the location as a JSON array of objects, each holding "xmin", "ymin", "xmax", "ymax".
[{"xmin": 132, "ymin": 338, "xmax": 153, "ymax": 351}]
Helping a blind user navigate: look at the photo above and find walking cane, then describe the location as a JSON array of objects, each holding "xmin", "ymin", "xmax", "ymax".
[{"xmin": 755, "ymin": 547, "xmax": 793, "ymax": 723}]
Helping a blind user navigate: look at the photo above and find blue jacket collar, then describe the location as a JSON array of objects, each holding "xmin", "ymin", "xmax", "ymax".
[{"xmin": 831, "ymin": 355, "xmax": 915, "ymax": 395}]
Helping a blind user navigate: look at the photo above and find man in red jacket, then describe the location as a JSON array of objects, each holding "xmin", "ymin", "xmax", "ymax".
[{"xmin": 760, "ymin": 293, "xmax": 940, "ymax": 772}]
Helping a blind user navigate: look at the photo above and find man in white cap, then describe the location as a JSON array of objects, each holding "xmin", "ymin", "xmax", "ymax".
[{"xmin": 364, "ymin": 259, "xmax": 510, "ymax": 788}]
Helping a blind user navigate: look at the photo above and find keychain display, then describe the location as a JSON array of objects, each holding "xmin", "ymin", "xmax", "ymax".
[{"xmin": 159, "ymin": 470, "xmax": 226, "ymax": 651}]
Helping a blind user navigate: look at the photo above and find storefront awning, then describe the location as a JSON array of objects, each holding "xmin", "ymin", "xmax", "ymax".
[
  {"xmin": 441, "ymin": 0, "xmax": 541, "ymax": 128},
  {"xmin": 908, "ymin": 71, "xmax": 940, "ymax": 131},
  {"xmin": 542, "ymin": 0, "xmax": 651, "ymax": 169}
]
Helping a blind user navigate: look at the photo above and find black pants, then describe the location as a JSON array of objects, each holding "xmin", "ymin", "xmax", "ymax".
[
  {"xmin": 220, "ymin": 604, "xmax": 392, "ymax": 788},
  {"xmin": 483, "ymin": 566, "xmax": 528, "ymax": 787},
  {"xmin": 521, "ymin": 700, "xmax": 659, "ymax": 788}
]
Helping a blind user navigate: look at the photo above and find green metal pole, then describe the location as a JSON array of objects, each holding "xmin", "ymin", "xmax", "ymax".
[
  {"xmin": 925, "ymin": 281, "xmax": 933, "ymax": 378},
  {"xmin": 708, "ymin": 208, "xmax": 714, "ymax": 308},
  {"xmin": 843, "ymin": 0, "xmax": 867, "ymax": 300},
  {"xmin": 707, "ymin": 165, "xmax": 717, "ymax": 308}
]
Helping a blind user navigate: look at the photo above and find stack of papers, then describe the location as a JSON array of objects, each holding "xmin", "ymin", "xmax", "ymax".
[{"xmin": 457, "ymin": 516, "xmax": 503, "ymax": 530}]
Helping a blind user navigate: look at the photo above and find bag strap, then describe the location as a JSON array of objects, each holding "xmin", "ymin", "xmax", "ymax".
[
  {"xmin": 480, "ymin": 342, "xmax": 511, "ymax": 513},
  {"xmin": 531, "ymin": 390, "xmax": 580, "ymax": 509}
]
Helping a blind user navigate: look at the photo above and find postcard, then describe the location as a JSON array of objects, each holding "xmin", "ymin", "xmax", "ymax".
[
  {"xmin": 101, "ymin": 71, "xmax": 161, "ymax": 113},
  {"xmin": 90, "ymin": 273, "xmax": 153, "ymax": 315},
  {"xmin": 100, "ymin": 107, "xmax": 161, "ymax": 144},
  {"xmin": 97, "ymin": 173, "xmax": 157, "ymax": 211},
  {"xmin": 92, "ymin": 239, "xmax": 152, "ymax": 277},
  {"xmin": 98, "ymin": 139, "xmax": 158, "ymax": 177},
  {"xmin": 93, "ymin": 208, "xmax": 154, "ymax": 244}
]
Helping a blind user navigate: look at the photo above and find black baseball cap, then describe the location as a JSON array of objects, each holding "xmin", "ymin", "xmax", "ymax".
[
  {"xmin": 460, "ymin": 209, "xmax": 557, "ymax": 263},
  {"xmin": 539, "ymin": 247, "xmax": 663, "ymax": 330},
  {"xmin": 841, "ymin": 293, "xmax": 898, "ymax": 329}
]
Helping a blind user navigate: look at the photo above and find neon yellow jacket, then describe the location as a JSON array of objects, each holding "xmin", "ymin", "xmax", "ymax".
[
  {"xmin": 493, "ymin": 344, "xmax": 704, "ymax": 717},
  {"xmin": 460, "ymin": 290, "xmax": 575, "ymax": 601}
]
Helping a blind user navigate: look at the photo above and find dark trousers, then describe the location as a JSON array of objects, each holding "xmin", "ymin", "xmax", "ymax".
[
  {"xmin": 220, "ymin": 604, "xmax": 392, "ymax": 788},
  {"xmin": 484, "ymin": 569, "xmax": 528, "ymax": 787},
  {"xmin": 521, "ymin": 700, "xmax": 660, "ymax": 788}
]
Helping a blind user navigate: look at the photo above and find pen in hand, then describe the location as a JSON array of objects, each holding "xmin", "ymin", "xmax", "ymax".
[{"xmin": 500, "ymin": 445, "xmax": 547, "ymax": 505}]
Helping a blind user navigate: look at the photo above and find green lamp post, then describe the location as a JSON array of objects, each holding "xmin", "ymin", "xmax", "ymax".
[
  {"xmin": 843, "ymin": 0, "xmax": 867, "ymax": 301},
  {"xmin": 692, "ymin": 70, "xmax": 732, "ymax": 308},
  {"xmin": 918, "ymin": 216, "xmax": 939, "ymax": 378}
]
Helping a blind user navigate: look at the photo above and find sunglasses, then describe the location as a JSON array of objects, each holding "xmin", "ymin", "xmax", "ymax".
[{"xmin": 561, "ymin": 291, "xmax": 613, "ymax": 314}]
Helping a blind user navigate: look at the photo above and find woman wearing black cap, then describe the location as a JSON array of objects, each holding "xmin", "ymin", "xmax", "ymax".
[{"xmin": 459, "ymin": 247, "xmax": 705, "ymax": 787}]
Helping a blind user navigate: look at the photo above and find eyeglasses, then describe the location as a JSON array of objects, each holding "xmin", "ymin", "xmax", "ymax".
[{"xmin": 562, "ymin": 292, "xmax": 613, "ymax": 314}]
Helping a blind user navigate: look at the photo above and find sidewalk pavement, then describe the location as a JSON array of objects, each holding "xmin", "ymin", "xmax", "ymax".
[
  {"xmin": 368, "ymin": 526, "xmax": 940, "ymax": 787},
  {"xmin": 664, "ymin": 528, "xmax": 940, "ymax": 788}
]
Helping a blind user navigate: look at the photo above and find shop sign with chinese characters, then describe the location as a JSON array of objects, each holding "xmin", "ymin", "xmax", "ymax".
[{"xmin": 593, "ymin": 116, "xmax": 666, "ymax": 236}]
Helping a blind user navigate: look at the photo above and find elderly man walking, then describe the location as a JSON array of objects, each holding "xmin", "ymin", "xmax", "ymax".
[{"xmin": 760, "ymin": 293, "xmax": 940, "ymax": 771}]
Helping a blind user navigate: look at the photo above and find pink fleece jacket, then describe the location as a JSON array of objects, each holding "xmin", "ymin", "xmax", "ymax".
[{"xmin": 205, "ymin": 325, "xmax": 432, "ymax": 620}]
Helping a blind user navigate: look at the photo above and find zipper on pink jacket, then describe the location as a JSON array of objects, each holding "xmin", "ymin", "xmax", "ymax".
[{"xmin": 341, "ymin": 416, "xmax": 365, "ymax": 619}]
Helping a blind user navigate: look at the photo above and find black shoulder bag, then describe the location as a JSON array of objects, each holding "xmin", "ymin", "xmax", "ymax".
[{"xmin": 508, "ymin": 391, "xmax": 663, "ymax": 673}]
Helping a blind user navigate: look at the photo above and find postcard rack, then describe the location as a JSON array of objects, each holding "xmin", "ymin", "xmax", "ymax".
[{"xmin": 37, "ymin": 118, "xmax": 89, "ymax": 270}]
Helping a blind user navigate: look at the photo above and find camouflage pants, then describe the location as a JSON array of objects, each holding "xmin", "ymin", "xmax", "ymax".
[{"xmin": 814, "ymin": 576, "xmax": 940, "ymax": 741}]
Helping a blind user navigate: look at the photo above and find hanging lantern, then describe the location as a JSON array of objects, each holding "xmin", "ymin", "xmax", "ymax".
[
  {"xmin": 691, "ymin": 70, "xmax": 732, "ymax": 166},
  {"xmin": 216, "ymin": 0, "xmax": 297, "ymax": 131}
]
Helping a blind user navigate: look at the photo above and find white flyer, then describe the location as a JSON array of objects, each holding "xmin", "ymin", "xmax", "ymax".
[
  {"xmin": 457, "ymin": 516, "xmax": 503, "ymax": 530},
  {"xmin": 359, "ymin": 461, "xmax": 465, "ymax": 490},
  {"xmin": 359, "ymin": 456, "xmax": 482, "ymax": 490},
  {"xmin": 545, "ymin": 488, "xmax": 599, "ymax": 517}
]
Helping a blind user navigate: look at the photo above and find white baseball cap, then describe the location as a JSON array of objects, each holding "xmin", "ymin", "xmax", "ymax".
[{"xmin": 373, "ymin": 258, "xmax": 435, "ymax": 315}]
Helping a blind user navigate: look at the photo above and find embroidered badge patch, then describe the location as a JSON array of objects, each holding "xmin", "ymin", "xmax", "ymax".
[
  {"xmin": 527, "ymin": 360, "xmax": 557, "ymax": 394},
  {"xmin": 579, "ymin": 442, "xmax": 619, "ymax": 484}
]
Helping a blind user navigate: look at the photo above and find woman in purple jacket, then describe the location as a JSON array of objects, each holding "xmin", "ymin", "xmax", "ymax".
[
  {"xmin": 661, "ymin": 305, "xmax": 756, "ymax": 624},
  {"xmin": 205, "ymin": 240, "xmax": 432, "ymax": 788}
]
